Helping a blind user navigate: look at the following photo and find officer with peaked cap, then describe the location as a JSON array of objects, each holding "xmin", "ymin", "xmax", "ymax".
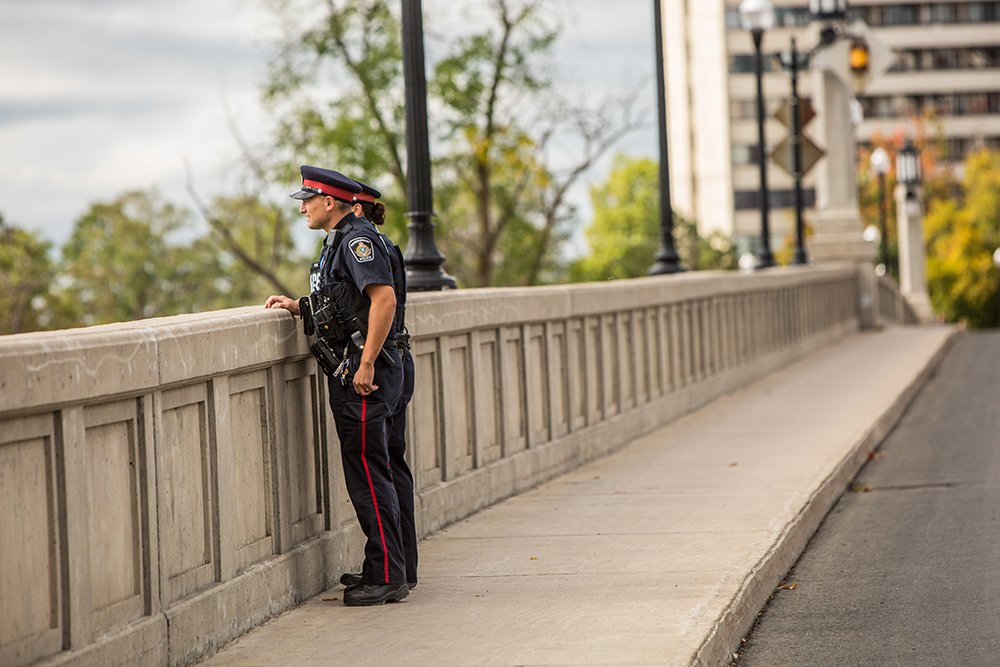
[
  {"xmin": 338, "ymin": 179, "xmax": 419, "ymax": 591},
  {"xmin": 265, "ymin": 165, "xmax": 407, "ymax": 606}
]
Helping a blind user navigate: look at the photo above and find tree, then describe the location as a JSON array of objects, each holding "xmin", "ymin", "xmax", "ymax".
[
  {"xmin": 261, "ymin": 0, "xmax": 637, "ymax": 287},
  {"xmin": 0, "ymin": 214, "xmax": 55, "ymax": 334},
  {"xmin": 263, "ymin": 0, "xmax": 409, "ymax": 241},
  {"xmin": 856, "ymin": 110, "xmax": 955, "ymax": 278},
  {"xmin": 60, "ymin": 190, "xmax": 225, "ymax": 326},
  {"xmin": 570, "ymin": 155, "xmax": 735, "ymax": 282},
  {"xmin": 186, "ymin": 187, "xmax": 309, "ymax": 302},
  {"xmin": 924, "ymin": 149, "xmax": 1000, "ymax": 328}
]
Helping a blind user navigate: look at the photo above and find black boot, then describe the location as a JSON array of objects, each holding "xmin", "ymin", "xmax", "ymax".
[
  {"xmin": 340, "ymin": 572, "xmax": 363, "ymax": 588},
  {"xmin": 343, "ymin": 583, "xmax": 409, "ymax": 607},
  {"xmin": 342, "ymin": 572, "xmax": 416, "ymax": 590}
]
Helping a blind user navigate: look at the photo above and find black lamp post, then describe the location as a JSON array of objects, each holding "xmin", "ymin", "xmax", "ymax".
[
  {"xmin": 778, "ymin": 37, "xmax": 810, "ymax": 265},
  {"xmin": 739, "ymin": 0, "xmax": 776, "ymax": 269},
  {"xmin": 649, "ymin": 0, "xmax": 684, "ymax": 275},
  {"xmin": 870, "ymin": 146, "xmax": 890, "ymax": 273},
  {"xmin": 400, "ymin": 0, "xmax": 457, "ymax": 291}
]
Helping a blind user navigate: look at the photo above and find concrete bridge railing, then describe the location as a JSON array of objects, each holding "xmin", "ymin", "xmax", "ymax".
[
  {"xmin": 2, "ymin": 264, "xmax": 878, "ymax": 666},
  {"xmin": 877, "ymin": 273, "xmax": 921, "ymax": 325}
]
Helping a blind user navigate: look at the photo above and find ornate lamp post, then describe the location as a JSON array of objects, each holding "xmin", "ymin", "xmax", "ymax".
[
  {"xmin": 401, "ymin": 0, "xmax": 457, "ymax": 291},
  {"xmin": 870, "ymin": 146, "xmax": 891, "ymax": 274},
  {"xmin": 993, "ymin": 247, "xmax": 1000, "ymax": 326},
  {"xmin": 649, "ymin": 0, "xmax": 684, "ymax": 275},
  {"xmin": 893, "ymin": 139, "xmax": 933, "ymax": 321},
  {"xmin": 808, "ymin": 0, "xmax": 848, "ymax": 20},
  {"xmin": 895, "ymin": 139, "xmax": 922, "ymax": 192},
  {"xmin": 993, "ymin": 247, "xmax": 1000, "ymax": 270},
  {"xmin": 739, "ymin": 0, "xmax": 776, "ymax": 269}
]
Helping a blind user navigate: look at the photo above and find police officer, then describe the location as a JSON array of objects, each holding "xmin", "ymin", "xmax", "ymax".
[
  {"xmin": 338, "ymin": 181, "xmax": 419, "ymax": 591},
  {"xmin": 265, "ymin": 165, "xmax": 407, "ymax": 606}
]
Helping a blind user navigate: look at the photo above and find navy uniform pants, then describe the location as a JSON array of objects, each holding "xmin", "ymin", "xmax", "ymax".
[
  {"xmin": 388, "ymin": 349, "xmax": 417, "ymax": 584},
  {"xmin": 327, "ymin": 347, "xmax": 406, "ymax": 585}
]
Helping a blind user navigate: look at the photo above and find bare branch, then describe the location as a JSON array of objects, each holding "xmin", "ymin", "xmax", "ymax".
[
  {"xmin": 326, "ymin": 1, "xmax": 407, "ymax": 195},
  {"xmin": 184, "ymin": 163, "xmax": 294, "ymax": 296},
  {"xmin": 221, "ymin": 93, "xmax": 270, "ymax": 185}
]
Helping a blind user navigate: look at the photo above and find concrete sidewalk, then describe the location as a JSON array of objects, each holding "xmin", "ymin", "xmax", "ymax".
[{"xmin": 200, "ymin": 326, "xmax": 955, "ymax": 667}]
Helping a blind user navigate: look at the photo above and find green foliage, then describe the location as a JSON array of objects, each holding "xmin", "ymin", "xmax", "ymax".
[
  {"xmin": 261, "ymin": 0, "xmax": 631, "ymax": 288},
  {"xmin": 200, "ymin": 194, "xmax": 309, "ymax": 304},
  {"xmin": 59, "ymin": 190, "xmax": 225, "ymax": 326},
  {"xmin": 428, "ymin": 2, "xmax": 563, "ymax": 287},
  {"xmin": 1, "ymin": 189, "xmax": 314, "ymax": 333},
  {"xmin": 263, "ymin": 0, "xmax": 409, "ymax": 242},
  {"xmin": 857, "ymin": 114, "xmax": 956, "ymax": 279},
  {"xmin": 570, "ymin": 156, "xmax": 735, "ymax": 282},
  {"xmin": 0, "ymin": 214, "xmax": 55, "ymax": 334},
  {"xmin": 924, "ymin": 149, "xmax": 1000, "ymax": 328}
]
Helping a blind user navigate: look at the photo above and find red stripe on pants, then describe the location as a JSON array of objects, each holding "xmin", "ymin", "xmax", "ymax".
[{"xmin": 360, "ymin": 398, "xmax": 390, "ymax": 583}]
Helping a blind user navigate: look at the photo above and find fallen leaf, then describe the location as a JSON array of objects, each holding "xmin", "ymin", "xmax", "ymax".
[
  {"xmin": 850, "ymin": 484, "xmax": 873, "ymax": 493},
  {"xmin": 777, "ymin": 582, "xmax": 799, "ymax": 591},
  {"xmin": 322, "ymin": 597, "xmax": 338, "ymax": 602},
  {"xmin": 729, "ymin": 462, "xmax": 739, "ymax": 468}
]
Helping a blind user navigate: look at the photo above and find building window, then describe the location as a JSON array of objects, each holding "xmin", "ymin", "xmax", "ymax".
[
  {"xmin": 734, "ymin": 188, "xmax": 817, "ymax": 211},
  {"xmin": 774, "ymin": 7, "xmax": 810, "ymax": 27},
  {"xmin": 884, "ymin": 6, "xmax": 920, "ymax": 25},
  {"xmin": 860, "ymin": 91, "xmax": 1000, "ymax": 119},
  {"xmin": 858, "ymin": 1, "xmax": 1000, "ymax": 27},
  {"xmin": 729, "ymin": 54, "xmax": 781, "ymax": 74},
  {"xmin": 889, "ymin": 46, "xmax": 1000, "ymax": 72},
  {"xmin": 731, "ymin": 144, "xmax": 760, "ymax": 166},
  {"xmin": 725, "ymin": 9, "xmax": 741, "ymax": 30},
  {"xmin": 730, "ymin": 100, "xmax": 758, "ymax": 121},
  {"xmin": 927, "ymin": 3, "xmax": 958, "ymax": 23}
]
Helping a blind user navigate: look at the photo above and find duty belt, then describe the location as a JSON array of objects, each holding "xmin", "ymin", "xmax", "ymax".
[{"xmin": 395, "ymin": 329, "xmax": 411, "ymax": 351}]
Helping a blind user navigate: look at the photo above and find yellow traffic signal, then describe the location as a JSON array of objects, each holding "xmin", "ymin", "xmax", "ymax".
[{"xmin": 850, "ymin": 39, "xmax": 870, "ymax": 74}]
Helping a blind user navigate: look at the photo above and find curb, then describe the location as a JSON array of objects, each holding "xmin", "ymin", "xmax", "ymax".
[{"xmin": 691, "ymin": 328, "xmax": 961, "ymax": 666}]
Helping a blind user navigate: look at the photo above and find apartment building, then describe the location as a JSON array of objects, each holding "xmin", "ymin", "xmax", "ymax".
[{"xmin": 663, "ymin": 0, "xmax": 1000, "ymax": 254}]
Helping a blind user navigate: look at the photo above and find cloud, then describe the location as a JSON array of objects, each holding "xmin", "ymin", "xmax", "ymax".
[
  {"xmin": 0, "ymin": 0, "xmax": 276, "ymax": 244},
  {"xmin": 0, "ymin": 0, "xmax": 659, "ymax": 255}
]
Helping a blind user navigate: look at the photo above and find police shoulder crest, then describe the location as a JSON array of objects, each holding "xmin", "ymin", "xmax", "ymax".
[{"xmin": 349, "ymin": 237, "xmax": 375, "ymax": 263}]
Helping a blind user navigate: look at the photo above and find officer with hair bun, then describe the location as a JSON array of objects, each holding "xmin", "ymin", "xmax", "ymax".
[
  {"xmin": 265, "ymin": 165, "xmax": 408, "ymax": 607},
  {"xmin": 338, "ymin": 180, "xmax": 419, "ymax": 592}
]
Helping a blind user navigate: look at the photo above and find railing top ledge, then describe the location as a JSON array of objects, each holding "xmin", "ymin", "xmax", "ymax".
[
  {"xmin": 0, "ymin": 265, "xmax": 861, "ymax": 416},
  {"xmin": 0, "ymin": 306, "xmax": 308, "ymax": 417},
  {"xmin": 407, "ymin": 265, "xmax": 855, "ymax": 335}
]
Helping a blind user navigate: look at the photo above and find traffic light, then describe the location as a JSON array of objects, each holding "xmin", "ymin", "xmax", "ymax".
[{"xmin": 849, "ymin": 39, "xmax": 870, "ymax": 75}]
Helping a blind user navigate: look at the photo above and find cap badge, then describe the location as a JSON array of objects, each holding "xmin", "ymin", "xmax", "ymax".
[{"xmin": 349, "ymin": 237, "xmax": 374, "ymax": 263}]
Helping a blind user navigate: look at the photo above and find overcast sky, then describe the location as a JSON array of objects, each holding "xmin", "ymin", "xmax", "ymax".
[{"xmin": 0, "ymin": 0, "xmax": 658, "ymax": 252}]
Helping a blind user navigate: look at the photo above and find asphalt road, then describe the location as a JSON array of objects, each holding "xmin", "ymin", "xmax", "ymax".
[{"xmin": 736, "ymin": 331, "xmax": 1000, "ymax": 667}]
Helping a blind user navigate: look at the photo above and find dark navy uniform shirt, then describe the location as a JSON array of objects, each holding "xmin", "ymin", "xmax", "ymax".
[{"xmin": 310, "ymin": 212, "xmax": 395, "ymax": 329}]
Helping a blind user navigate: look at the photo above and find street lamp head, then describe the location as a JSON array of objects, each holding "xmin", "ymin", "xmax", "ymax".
[
  {"xmin": 739, "ymin": 0, "xmax": 775, "ymax": 33},
  {"xmin": 992, "ymin": 246, "xmax": 1000, "ymax": 269},
  {"xmin": 896, "ymin": 139, "xmax": 922, "ymax": 188},
  {"xmin": 809, "ymin": 0, "xmax": 848, "ymax": 21},
  {"xmin": 870, "ymin": 146, "xmax": 890, "ymax": 175}
]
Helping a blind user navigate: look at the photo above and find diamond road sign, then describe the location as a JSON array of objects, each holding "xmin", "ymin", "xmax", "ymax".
[
  {"xmin": 770, "ymin": 134, "xmax": 825, "ymax": 178},
  {"xmin": 772, "ymin": 97, "xmax": 816, "ymax": 130}
]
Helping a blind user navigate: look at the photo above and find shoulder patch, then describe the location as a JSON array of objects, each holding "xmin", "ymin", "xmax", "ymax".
[{"xmin": 349, "ymin": 237, "xmax": 375, "ymax": 263}]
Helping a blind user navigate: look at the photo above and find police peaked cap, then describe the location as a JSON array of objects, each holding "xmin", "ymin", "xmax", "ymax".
[
  {"xmin": 289, "ymin": 165, "xmax": 363, "ymax": 202},
  {"xmin": 352, "ymin": 179, "xmax": 382, "ymax": 203}
]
